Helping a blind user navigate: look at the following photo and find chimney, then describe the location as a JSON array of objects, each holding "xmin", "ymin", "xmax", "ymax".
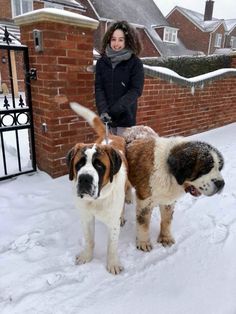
[{"xmin": 204, "ymin": 0, "xmax": 214, "ymax": 21}]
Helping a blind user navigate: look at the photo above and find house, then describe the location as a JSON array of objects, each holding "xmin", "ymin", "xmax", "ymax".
[
  {"xmin": 0, "ymin": 0, "xmax": 196, "ymax": 58},
  {"xmin": 224, "ymin": 19, "xmax": 236, "ymax": 49},
  {"xmin": 79, "ymin": 0, "xmax": 196, "ymax": 58},
  {"xmin": 166, "ymin": 0, "xmax": 228, "ymax": 55}
]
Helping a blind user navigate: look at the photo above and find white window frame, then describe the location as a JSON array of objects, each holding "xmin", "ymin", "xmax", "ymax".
[
  {"xmin": 230, "ymin": 36, "xmax": 236, "ymax": 48},
  {"xmin": 163, "ymin": 27, "xmax": 178, "ymax": 44},
  {"xmin": 214, "ymin": 33, "xmax": 222, "ymax": 48},
  {"xmin": 11, "ymin": 0, "xmax": 33, "ymax": 17}
]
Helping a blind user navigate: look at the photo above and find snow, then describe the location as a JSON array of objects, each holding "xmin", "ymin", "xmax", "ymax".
[
  {"xmin": 0, "ymin": 123, "xmax": 236, "ymax": 314},
  {"xmin": 14, "ymin": 8, "xmax": 99, "ymax": 26},
  {"xmin": 144, "ymin": 64, "xmax": 236, "ymax": 83}
]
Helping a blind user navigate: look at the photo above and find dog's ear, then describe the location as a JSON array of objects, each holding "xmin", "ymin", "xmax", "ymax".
[
  {"xmin": 66, "ymin": 147, "xmax": 76, "ymax": 181},
  {"xmin": 106, "ymin": 148, "xmax": 122, "ymax": 183},
  {"xmin": 66, "ymin": 144, "xmax": 84, "ymax": 181},
  {"xmin": 168, "ymin": 144, "xmax": 197, "ymax": 185}
]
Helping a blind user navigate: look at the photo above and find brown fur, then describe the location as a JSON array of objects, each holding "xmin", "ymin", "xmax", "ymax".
[{"xmin": 126, "ymin": 138, "xmax": 155, "ymax": 200}]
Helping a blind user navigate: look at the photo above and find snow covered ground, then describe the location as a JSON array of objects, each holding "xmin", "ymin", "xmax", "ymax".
[{"xmin": 0, "ymin": 123, "xmax": 236, "ymax": 314}]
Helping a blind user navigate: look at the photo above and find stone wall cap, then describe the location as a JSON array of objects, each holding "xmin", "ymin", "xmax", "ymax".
[{"xmin": 14, "ymin": 8, "xmax": 99, "ymax": 29}]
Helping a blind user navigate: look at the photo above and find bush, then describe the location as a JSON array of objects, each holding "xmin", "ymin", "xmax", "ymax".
[{"xmin": 142, "ymin": 55, "xmax": 232, "ymax": 78}]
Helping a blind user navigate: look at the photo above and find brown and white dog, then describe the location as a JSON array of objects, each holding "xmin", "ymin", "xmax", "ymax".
[
  {"xmin": 123, "ymin": 125, "xmax": 225, "ymax": 251},
  {"xmin": 67, "ymin": 102, "xmax": 129, "ymax": 274}
]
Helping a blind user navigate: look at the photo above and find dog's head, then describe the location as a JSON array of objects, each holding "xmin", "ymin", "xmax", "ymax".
[
  {"xmin": 66, "ymin": 143, "xmax": 122, "ymax": 200},
  {"xmin": 167, "ymin": 141, "xmax": 224, "ymax": 197}
]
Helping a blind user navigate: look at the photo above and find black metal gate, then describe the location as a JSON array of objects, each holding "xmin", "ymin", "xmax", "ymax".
[{"xmin": 0, "ymin": 26, "xmax": 36, "ymax": 181}]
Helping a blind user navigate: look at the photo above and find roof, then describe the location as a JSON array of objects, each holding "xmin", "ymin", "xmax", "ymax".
[
  {"xmin": 89, "ymin": 0, "xmax": 194, "ymax": 57},
  {"xmin": 224, "ymin": 19, "xmax": 236, "ymax": 33},
  {"xmin": 170, "ymin": 6, "xmax": 225, "ymax": 32}
]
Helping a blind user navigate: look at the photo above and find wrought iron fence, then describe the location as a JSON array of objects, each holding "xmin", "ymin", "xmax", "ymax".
[{"xmin": 0, "ymin": 26, "xmax": 36, "ymax": 180}]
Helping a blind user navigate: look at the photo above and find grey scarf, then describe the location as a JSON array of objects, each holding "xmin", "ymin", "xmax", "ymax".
[{"xmin": 106, "ymin": 45, "xmax": 133, "ymax": 68}]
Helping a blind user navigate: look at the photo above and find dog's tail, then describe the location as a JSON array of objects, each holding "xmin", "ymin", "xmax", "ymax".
[{"xmin": 70, "ymin": 102, "xmax": 105, "ymax": 138}]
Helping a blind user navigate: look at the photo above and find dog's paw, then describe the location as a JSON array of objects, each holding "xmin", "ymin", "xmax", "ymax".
[
  {"xmin": 136, "ymin": 239, "xmax": 153, "ymax": 252},
  {"xmin": 107, "ymin": 262, "xmax": 124, "ymax": 275},
  {"xmin": 157, "ymin": 234, "xmax": 175, "ymax": 247},
  {"xmin": 125, "ymin": 188, "xmax": 133, "ymax": 204},
  {"xmin": 75, "ymin": 252, "xmax": 93, "ymax": 265},
  {"xmin": 120, "ymin": 216, "xmax": 126, "ymax": 227}
]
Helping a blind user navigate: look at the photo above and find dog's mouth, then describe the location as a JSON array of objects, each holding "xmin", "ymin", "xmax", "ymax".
[{"xmin": 184, "ymin": 185, "xmax": 201, "ymax": 197}]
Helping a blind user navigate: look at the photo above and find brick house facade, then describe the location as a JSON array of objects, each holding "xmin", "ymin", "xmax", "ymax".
[{"xmin": 166, "ymin": 6, "xmax": 226, "ymax": 55}]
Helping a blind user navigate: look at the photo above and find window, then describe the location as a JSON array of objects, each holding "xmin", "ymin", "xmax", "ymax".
[
  {"xmin": 12, "ymin": 0, "xmax": 33, "ymax": 17},
  {"xmin": 214, "ymin": 33, "xmax": 222, "ymax": 48},
  {"xmin": 163, "ymin": 27, "xmax": 178, "ymax": 43},
  {"xmin": 230, "ymin": 36, "xmax": 236, "ymax": 48}
]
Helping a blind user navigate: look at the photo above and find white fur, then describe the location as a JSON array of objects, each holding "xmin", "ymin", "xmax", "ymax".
[
  {"xmin": 70, "ymin": 102, "xmax": 96, "ymax": 126},
  {"xmin": 150, "ymin": 136, "xmax": 186, "ymax": 205},
  {"xmin": 74, "ymin": 162, "xmax": 127, "ymax": 274}
]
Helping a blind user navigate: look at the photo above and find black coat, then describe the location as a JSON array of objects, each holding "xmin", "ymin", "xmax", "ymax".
[{"xmin": 95, "ymin": 54, "xmax": 144, "ymax": 127}]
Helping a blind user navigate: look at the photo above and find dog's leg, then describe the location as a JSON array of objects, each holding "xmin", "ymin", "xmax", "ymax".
[
  {"xmin": 75, "ymin": 215, "xmax": 95, "ymax": 265},
  {"xmin": 136, "ymin": 200, "xmax": 153, "ymax": 252},
  {"xmin": 125, "ymin": 182, "xmax": 133, "ymax": 204},
  {"xmin": 107, "ymin": 224, "xmax": 123, "ymax": 275},
  {"xmin": 120, "ymin": 205, "xmax": 126, "ymax": 227},
  {"xmin": 157, "ymin": 204, "xmax": 175, "ymax": 247}
]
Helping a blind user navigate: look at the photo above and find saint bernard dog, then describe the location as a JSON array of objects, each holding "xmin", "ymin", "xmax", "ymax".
[
  {"xmin": 123, "ymin": 125, "xmax": 225, "ymax": 252},
  {"xmin": 67, "ymin": 102, "xmax": 129, "ymax": 274}
]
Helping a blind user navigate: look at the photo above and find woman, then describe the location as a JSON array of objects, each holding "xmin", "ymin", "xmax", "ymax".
[{"xmin": 95, "ymin": 20, "xmax": 144, "ymax": 135}]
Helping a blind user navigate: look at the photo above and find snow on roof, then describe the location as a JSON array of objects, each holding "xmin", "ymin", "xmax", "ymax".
[
  {"xmin": 224, "ymin": 19, "xmax": 236, "ymax": 32},
  {"xmin": 175, "ymin": 6, "xmax": 223, "ymax": 32}
]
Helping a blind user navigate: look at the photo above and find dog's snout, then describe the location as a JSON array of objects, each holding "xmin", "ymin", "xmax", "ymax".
[
  {"xmin": 214, "ymin": 179, "xmax": 225, "ymax": 191},
  {"xmin": 78, "ymin": 174, "xmax": 93, "ymax": 188}
]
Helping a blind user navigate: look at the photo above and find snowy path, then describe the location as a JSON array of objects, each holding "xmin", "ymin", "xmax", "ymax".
[{"xmin": 0, "ymin": 123, "xmax": 236, "ymax": 314}]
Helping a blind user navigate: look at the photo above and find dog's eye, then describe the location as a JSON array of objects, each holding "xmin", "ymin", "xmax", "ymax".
[
  {"xmin": 93, "ymin": 158, "xmax": 104, "ymax": 169},
  {"xmin": 76, "ymin": 157, "xmax": 86, "ymax": 171}
]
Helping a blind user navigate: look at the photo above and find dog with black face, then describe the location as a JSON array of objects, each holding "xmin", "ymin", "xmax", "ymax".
[
  {"xmin": 123, "ymin": 126, "xmax": 225, "ymax": 252},
  {"xmin": 67, "ymin": 102, "xmax": 128, "ymax": 274}
]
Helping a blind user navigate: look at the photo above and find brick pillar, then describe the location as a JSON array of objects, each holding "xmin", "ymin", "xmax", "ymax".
[{"xmin": 15, "ymin": 9, "xmax": 98, "ymax": 178}]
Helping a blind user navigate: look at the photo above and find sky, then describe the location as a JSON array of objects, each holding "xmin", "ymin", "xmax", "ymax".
[
  {"xmin": 154, "ymin": 0, "xmax": 236, "ymax": 20},
  {"xmin": 0, "ymin": 121, "xmax": 236, "ymax": 314}
]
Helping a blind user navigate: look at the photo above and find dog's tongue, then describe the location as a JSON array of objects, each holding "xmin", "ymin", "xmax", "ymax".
[{"xmin": 185, "ymin": 185, "xmax": 201, "ymax": 197}]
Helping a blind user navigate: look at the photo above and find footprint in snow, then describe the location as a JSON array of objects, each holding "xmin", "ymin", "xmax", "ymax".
[
  {"xmin": 209, "ymin": 224, "xmax": 228, "ymax": 244},
  {"xmin": 10, "ymin": 230, "xmax": 44, "ymax": 252}
]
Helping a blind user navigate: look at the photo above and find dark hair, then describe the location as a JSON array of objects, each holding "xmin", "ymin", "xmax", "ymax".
[{"xmin": 101, "ymin": 20, "xmax": 142, "ymax": 56}]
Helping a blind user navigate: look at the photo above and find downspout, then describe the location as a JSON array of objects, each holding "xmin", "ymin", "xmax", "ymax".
[{"xmin": 208, "ymin": 32, "xmax": 213, "ymax": 55}]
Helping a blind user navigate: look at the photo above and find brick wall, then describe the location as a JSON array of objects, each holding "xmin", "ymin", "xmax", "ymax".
[
  {"xmin": 15, "ymin": 9, "xmax": 99, "ymax": 178},
  {"xmin": 0, "ymin": 0, "xmax": 12, "ymax": 20},
  {"xmin": 138, "ymin": 68, "xmax": 236, "ymax": 136}
]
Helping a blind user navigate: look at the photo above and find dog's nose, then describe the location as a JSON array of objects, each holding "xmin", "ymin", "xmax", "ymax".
[
  {"xmin": 214, "ymin": 179, "xmax": 225, "ymax": 191},
  {"xmin": 78, "ymin": 174, "xmax": 93, "ymax": 188}
]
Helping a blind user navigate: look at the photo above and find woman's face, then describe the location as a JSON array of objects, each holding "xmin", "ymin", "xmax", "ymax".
[{"xmin": 110, "ymin": 29, "xmax": 125, "ymax": 51}]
